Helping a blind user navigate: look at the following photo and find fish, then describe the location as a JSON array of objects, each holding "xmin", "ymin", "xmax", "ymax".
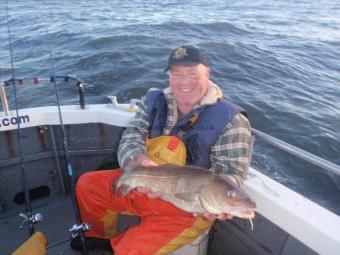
[{"xmin": 115, "ymin": 163, "xmax": 256, "ymax": 219}]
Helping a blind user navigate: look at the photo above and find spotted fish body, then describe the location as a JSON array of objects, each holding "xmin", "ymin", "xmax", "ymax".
[{"xmin": 116, "ymin": 164, "xmax": 256, "ymax": 219}]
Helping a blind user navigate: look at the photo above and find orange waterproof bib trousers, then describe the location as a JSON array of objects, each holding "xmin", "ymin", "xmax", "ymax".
[{"xmin": 76, "ymin": 169, "xmax": 213, "ymax": 255}]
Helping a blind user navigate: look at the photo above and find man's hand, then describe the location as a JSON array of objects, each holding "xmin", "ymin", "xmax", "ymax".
[
  {"xmin": 132, "ymin": 153, "xmax": 159, "ymax": 167},
  {"xmin": 193, "ymin": 212, "xmax": 234, "ymax": 221},
  {"xmin": 140, "ymin": 158, "xmax": 159, "ymax": 167}
]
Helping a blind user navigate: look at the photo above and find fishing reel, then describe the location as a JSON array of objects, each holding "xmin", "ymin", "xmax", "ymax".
[
  {"xmin": 19, "ymin": 212, "xmax": 43, "ymax": 229},
  {"xmin": 69, "ymin": 223, "xmax": 92, "ymax": 238}
]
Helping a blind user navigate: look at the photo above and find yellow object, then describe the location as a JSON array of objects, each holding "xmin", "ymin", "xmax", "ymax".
[
  {"xmin": 103, "ymin": 209, "xmax": 120, "ymax": 239},
  {"xmin": 155, "ymin": 217, "xmax": 213, "ymax": 255},
  {"xmin": 127, "ymin": 107, "xmax": 136, "ymax": 112},
  {"xmin": 189, "ymin": 114, "xmax": 198, "ymax": 125},
  {"xmin": 146, "ymin": 136, "xmax": 186, "ymax": 166},
  {"xmin": 12, "ymin": 231, "xmax": 47, "ymax": 255}
]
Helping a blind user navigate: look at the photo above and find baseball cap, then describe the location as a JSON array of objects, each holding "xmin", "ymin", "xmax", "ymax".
[{"xmin": 165, "ymin": 46, "xmax": 207, "ymax": 72}]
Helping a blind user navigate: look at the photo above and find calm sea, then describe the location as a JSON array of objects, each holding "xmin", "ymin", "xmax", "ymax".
[{"xmin": 0, "ymin": 0, "xmax": 339, "ymax": 214}]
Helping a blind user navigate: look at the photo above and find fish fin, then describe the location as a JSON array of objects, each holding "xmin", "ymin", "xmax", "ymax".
[
  {"xmin": 183, "ymin": 165, "xmax": 216, "ymax": 177},
  {"xmin": 112, "ymin": 179, "xmax": 118, "ymax": 196},
  {"xmin": 174, "ymin": 192, "xmax": 200, "ymax": 203},
  {"xmin": 162, "ymin": 164, "xmax": 214, "ymax": 176},
  {"xmin": 183, "ymin": 165, "xmax": 211, "ymax": 172},
  {"xmin": 162, "ymin": 163, "xmax": 211, "ymax": 172},
  {"xmin": 117, "ymin": 184, "xmax": 133, "ymax": 197},
  {"xmin": 161, "ymin": 163, "xmax": 182, "ymax": 170}
]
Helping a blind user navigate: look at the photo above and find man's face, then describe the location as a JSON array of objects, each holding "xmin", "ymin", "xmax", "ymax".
[{"xmin": 169, "ymin": 64, "xmax": 210, "ymax": 111}]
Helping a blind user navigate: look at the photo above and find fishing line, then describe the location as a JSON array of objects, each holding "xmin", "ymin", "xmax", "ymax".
[
  {"xmin": 40, "ymin": 3, "xmax": 89, "ymax": 254},
  {"xmin": 4, "ymin": 0, "xmax": 35, "ymax": 236}
]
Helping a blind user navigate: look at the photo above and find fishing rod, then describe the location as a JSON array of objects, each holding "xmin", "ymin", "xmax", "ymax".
[
  {"xmin": 41, "ymin": 7, "xmax": 90, "ymax": 255},
  {"xmin": 4, "ymin": 0, "xmax": 43, "ymax": 236}
]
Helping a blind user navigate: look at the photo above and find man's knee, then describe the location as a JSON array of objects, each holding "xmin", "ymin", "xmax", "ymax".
[
  {"xmin": 76, "ymin": 170, "xmax": 121, "ymax": 195},
  {"xmin": 75, "ymin": 171, "xmax": 99, "ymax": 194}
]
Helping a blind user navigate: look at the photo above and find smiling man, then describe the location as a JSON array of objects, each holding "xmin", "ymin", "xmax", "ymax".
[
  {"xmin": 166, "ymin": 47, "xmax": 211, "ymax": 115},
  {"xmin": 73, "ymin": 45, "xmax": 253, "ymax": 255}
]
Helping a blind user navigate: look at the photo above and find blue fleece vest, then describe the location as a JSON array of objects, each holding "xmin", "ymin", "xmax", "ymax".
[{"xmin": 145, "ymin": 89, "xmax": 247, "ymax": 168}]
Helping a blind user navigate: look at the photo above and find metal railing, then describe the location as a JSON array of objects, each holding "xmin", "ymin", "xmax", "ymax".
[
  {"xmin": 252, "ymin": 128, "xmax": 340, "ymax": 177},
  {"xmin": 0, "ymin": 75, "xmax": 86, "ymax": 115}
]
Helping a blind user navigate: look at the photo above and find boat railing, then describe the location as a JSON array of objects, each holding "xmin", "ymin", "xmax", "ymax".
[
  {"xmin": 251, "ymin": 128, "xmax": 340, "ymax": 177},
  {"xmin": 0, "ymin": 75, "xmax": 86, "ymax": 115},
  {"xmin": 1, "ymin": 85, "xmax": 339, "ymax": 178}
]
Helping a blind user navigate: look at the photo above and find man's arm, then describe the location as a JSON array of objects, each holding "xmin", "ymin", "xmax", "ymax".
[
  {"xmin": 117, "ymin": 96, "xmax": 150, "ymax": 168},
  {"xmin": 210, "ymin": 113, "xmax": 252, "ymax": 187},
  {"xmin": 117, "ymin": 96, "xmax": 160, "ymax": 198},
  {"xmin": 196, "ymin": 113, "xmax": 252, "ymax": 221}
]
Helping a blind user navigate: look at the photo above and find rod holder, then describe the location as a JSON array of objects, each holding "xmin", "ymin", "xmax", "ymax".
[
  {"xmin": 107, "ymin": 96, "xmax": 119, "ymax": 107},
  {"xmin": 19, "ymin": 212, "xmax": 43, "ymax": 229},
  {"xmin": 127, "ymin": 99, "xmax": 138, "ymax": 112},
  {"xmin": 0, "ymin": 85, "xmax": 10, "ymax": 116},
  {"xmin": 54, "ymin": 75, "xmax": 86, "ymax": 110},
  {"xmin": 76, "ymin": 82, "xmax": 85, "ymax": 110},
  {"xmin": 69, "ymin": 223, "xmax": 92, "ymax": 238}
]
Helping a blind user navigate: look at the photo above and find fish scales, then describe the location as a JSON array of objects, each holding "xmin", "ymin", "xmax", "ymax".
[{"xmin": 116, "ymin": 164, "xmax": 256, "ymax": 218}]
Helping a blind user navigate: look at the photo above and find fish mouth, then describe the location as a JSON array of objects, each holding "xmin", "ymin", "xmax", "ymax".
[
  {"xmin": 200, "ymin": 195, "xmax": 256, "ymax": 219},
  {"xmin": 231, "ymin": 208, "xmax": 256, "ymax": 219},
  {"xmin": 201, "ymin": 203, "xmax": 256, "ymax": 219}
]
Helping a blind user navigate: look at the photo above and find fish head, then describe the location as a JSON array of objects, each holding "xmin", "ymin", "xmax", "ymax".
[{"xmin": 200, "ymin": 182, "xmax": 256, "ymax": 219}]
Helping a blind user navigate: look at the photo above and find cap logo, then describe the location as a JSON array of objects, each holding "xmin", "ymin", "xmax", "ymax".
[{"xmin": 173, "ymin": 47, "xmax": 188, "ymax": 59}]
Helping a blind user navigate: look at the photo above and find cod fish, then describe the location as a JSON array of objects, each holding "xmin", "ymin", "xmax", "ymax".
[{"xmin": 115, "ymin": 164, "xmax": 256, "ymax": 220}]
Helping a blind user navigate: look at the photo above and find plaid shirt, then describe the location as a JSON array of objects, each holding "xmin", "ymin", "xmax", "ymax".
[{"xmin": 117, "ymin": 85, "xmax": 252, "ymax": 187}]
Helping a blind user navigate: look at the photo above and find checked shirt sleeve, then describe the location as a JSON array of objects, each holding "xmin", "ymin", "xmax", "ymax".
[
  {"xmin": 209, "ymin": 113, "xmax": 252, "ymax": 187},
  {"xmin": 117, "ymin": 96, "xmax": 150, "ymax": 168}
]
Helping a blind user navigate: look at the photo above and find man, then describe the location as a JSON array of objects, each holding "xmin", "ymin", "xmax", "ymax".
[{"xmin": 72, "ymin": 46, "xmax": 252, "ymax": 254}]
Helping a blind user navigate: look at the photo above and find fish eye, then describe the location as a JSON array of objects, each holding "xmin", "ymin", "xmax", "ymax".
[{"xmin": 227, "ymin": 191, "xmax": 236, "ymax": 198}]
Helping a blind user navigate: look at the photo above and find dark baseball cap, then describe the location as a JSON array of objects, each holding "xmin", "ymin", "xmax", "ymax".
[{"xmin": 165, "ymin": 46, "xmax": 207, "ymax": 71}]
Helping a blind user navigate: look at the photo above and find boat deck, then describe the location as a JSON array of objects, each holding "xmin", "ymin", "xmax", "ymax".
[
  {"xmin": 1, "ymin": 191, "xmax": 318, "ymax": 255},
  {"xmin": 0, "ymin": 194, "xmax": 113, "ymax": 255},
  {"xmin": 1, "ymin": 108, "xmax": 338, "ymax": 254}
]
